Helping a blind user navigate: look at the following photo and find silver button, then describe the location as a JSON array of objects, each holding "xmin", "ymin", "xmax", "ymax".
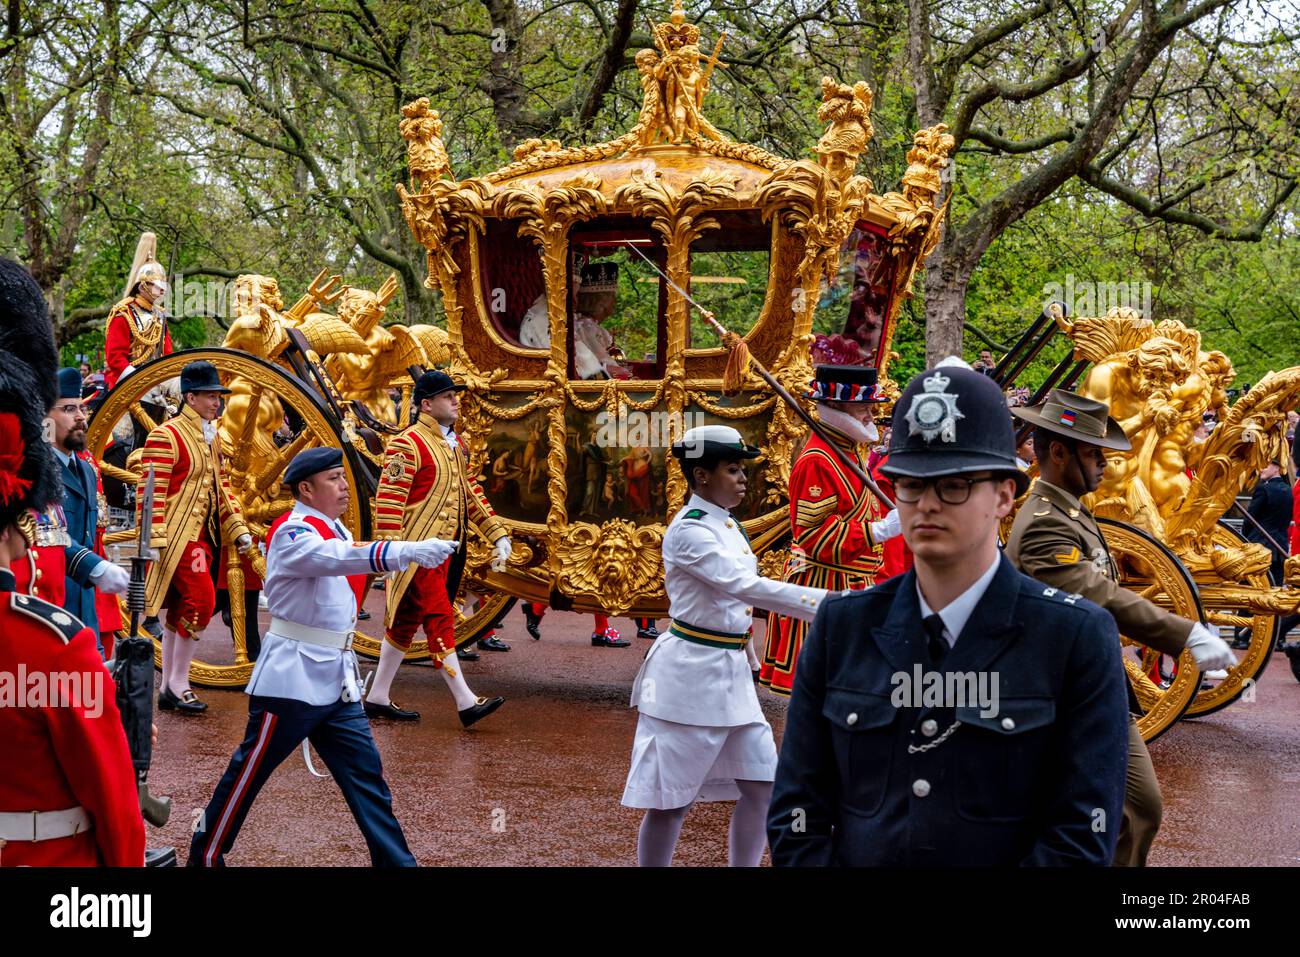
[
  {"xmin": 846, "ymin": 712, "xmax": 859, "ymax": 726},
  {"xmin": 921, "ymin": 719, "xmax": 938, "ymax": 737},
  {"xmin": 912, "ymin": 779, "xmax": 931, "ymax": 798},
  {"xmin": 1001, "ymin": 717, "xmax": 1016, "ymax": 731}
]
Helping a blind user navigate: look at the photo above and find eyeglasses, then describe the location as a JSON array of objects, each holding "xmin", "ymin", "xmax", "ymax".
[
  {"xmin": 893, "ymin": 474, "xmax": 998, "ymax": 505},
  {"xmin": 53, "ymin": 404, "xmax": 86, "ymax": 417}
]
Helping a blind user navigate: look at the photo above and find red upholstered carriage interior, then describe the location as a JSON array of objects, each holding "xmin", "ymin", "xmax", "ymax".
[
  {"xmin": 479, "ymin": 220, "xmax": 547, "ymax": 345},
  {"xmin": 841, "ymin": 223, "xmax": 899, "ymax": 369}
]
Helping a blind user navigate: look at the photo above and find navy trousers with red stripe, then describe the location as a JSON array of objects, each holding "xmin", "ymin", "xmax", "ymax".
[{"xmin": 188, "ymin": 695, "xmax": 415, "ymax": 867}]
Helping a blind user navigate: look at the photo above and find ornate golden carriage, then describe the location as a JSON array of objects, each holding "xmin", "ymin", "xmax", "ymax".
[
  {"xmin": 395, "ymin": 2, "xmax": 951, "ymax": 619},
  {"xmin": 85, "ymin": 4, "xmax": 950, "ymax": 685}
]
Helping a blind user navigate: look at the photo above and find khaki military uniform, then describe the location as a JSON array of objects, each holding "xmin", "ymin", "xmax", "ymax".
[{"xmin": 1005, "ymin": 478, "xmax": 1193, "ymax": 867}]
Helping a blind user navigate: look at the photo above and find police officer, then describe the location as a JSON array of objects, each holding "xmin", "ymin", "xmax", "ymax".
[
  {"xmin": 1005, "ymin": 389, "xmax": 1235, "ymax": 867},
  {"xmin": 622, "ymin": 425, "xmax": 828, "ymax": 867},
  {"xmin": 189, "ymin": 447, "xmax": 459, "ymax": 866},
  {"xmin": 0, "ymin": 258, "xmax": 144, "ymax": 866},
  {"xmin": 769, "ymin": 362, "xmax": 1130, "ymax": 866}
]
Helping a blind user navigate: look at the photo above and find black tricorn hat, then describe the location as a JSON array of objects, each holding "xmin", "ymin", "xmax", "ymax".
[
  {"xmin": 1012, "ymin": 389, "xmax": 1131, "ymax": 452},
  {"xmin": 179, "ymin": 360, "xmax": 231, "ymax": 394},
  {"xmin": 413, "ymin": 369, "xmax": 464, "ymax": 403},
  {"xmin": 881, "ymin": 361, "xmax": 1028, "ymax": 494}
]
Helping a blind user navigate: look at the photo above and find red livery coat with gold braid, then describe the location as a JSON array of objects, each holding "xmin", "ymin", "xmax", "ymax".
[
  {"xmin": 137, "ymin": 404, "xmax": 248, "ymax": 618},
  {"xmin": 103, "ymin": 296, "xmax": 172, "ymax": 390},
  {"xmin": 375, "ymin": 412, "xmax": 505, "ymax": 621},
  {"xmin": 760, "ymin": 422, "xmax": 884, "ymax": 695}
]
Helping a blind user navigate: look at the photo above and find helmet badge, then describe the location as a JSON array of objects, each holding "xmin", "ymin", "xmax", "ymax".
[{"xmin": 905, "ymin": 371, "xmax": 964, "ymax": 444}]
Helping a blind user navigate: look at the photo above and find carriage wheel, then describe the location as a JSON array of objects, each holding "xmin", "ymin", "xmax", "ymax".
[
  {"xmin": 1182, "ymin": 522, "xmax": 1278, "ymax": 718},
  {"xmin": 1097, "ymin": 518, "xmax": 1204, "ymax": 743},
  {"xmin": 89, "ymin": 348, "xmax": 373, "ymax": 689}
]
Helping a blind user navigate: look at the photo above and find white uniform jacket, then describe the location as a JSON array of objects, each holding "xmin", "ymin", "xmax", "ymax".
[
  {"xmin": 630, "ymin": 494, "xmax": 828, "ymax": 727},
  {"xmin": 246, "ymin": 502, "xmax": 413, "ymax": 705}
]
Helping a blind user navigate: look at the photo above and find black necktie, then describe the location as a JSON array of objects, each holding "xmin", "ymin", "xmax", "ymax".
[{"xmin": 923, "ymin": 614, "xmax": 948, "ymax": 664}]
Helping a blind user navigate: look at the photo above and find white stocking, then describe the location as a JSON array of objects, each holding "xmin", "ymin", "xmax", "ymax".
[
  {"xmin": 728, "ymin": 780, "xmax": 772, "ymax": 867},
  {"xmin": 366, "ymin": 639, "xmax": 406, "ymax": 706},
  {"xmin": 637, "ymin": 804, "xmax": 692, "ymax": 867},
  {"xmin": 439, "ymin": 656, "xmax": 479, "ymax": 710},
  {"xmin": 169, "ymin": 632, "xmax": 198, "ymax": 695},
  {"xmin": 159, "ymin": 629, "xmax": 177, "ymax": 695}
]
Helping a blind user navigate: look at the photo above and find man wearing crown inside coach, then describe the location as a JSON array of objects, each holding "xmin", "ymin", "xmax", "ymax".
[{"xmin": 768, "ymin": 361, "xmax": 1130, "ymax": 866}]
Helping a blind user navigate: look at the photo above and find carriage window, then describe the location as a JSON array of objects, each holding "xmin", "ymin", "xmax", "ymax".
[
  {"xmin": 569, "ymin": 231, "xmax": 666, "ymax": 380},
  {"xmin": 480, "ymin": 219, "xmax": 547, "ymax": 349},
  {"xmin": 687, "ymin": 217, "xmax": 770, "ymax": 347},
  {"xmin": 811, "ymin": 227, "xmax": 898, "ymax": 368}
]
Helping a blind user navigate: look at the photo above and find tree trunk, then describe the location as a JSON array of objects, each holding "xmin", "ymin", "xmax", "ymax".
[{"xmin": 922, "ymin": 250, "xmax": 970, "ymax": 366}]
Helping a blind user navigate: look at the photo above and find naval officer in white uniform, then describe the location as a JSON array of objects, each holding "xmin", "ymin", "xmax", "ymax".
[
  {"xmin": 622, "ymin": 425, "xmax": 831, "ymax": 866},
  {"xmin": 189, "ymin": 447, "xmax": 458, "ymax": 866}
]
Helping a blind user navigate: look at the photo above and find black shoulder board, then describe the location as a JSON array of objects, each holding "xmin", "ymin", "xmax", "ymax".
[
  {"xmin": 683, "ymin": 509, "xmax": 706, "ymax": 520},
  {"xmin": 10, "ymin": 592, "xmax": 85, "ymax": 644}
]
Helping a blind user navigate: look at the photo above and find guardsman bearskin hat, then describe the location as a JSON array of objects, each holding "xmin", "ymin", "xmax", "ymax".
[
  {"xmin": 880, "ymin": 358, "xmax": 1028, "ymax": 494},
  {"xmin": 0, "ymin": 258, "xmax": 64, "ymax": 534}
]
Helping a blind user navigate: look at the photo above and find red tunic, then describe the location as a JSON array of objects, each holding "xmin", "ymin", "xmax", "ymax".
[
  {"xmin": 0, "ymin": 574, "xmax": 144, "ymax": 866},
  {"xmin": 872, "ymin": 454, "xmax": 913, "ymax": 580},
  {"xmin": 103, "ymin": 300, "xmax": 173, "ymax": 390},
  {"xmin": 761, "ymin": 426, "xmax": 884, "ymax": 695}
]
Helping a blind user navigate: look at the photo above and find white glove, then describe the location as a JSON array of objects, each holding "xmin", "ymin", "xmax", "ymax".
[
  {"xmin": 868, "ymin": 508, "xmax": 901, "ymax": 544},
  {"xmin": 1185, "ymin": 621, "xmax": 1237, "ymax": 671},
  {"xmin": 406, "ymin": 538, "xmax": 459, "ymax": 569},
  {"xmin": 120, "ymin": 363, "xmax": 136, "ymax": 381},
  {"xmin": 491, "ymin": 535, "xmax": 513, "ymax": 572},
  {"xmin": 235, "ymin": 533, "xmax": 254, "ymax": 555},
  {"xmin": 89, "ymin": 560, "xmax": 131, "ymax": 596}
]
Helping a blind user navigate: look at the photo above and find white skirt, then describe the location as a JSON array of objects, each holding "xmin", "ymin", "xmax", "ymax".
[{"xmin": 621, "ymin": 713, "xmax": 777, "ymax": 810}]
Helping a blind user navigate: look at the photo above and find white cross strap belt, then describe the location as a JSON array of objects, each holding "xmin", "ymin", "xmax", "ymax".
[
  {"xmin": 0, "ymin": 807, "xmax": 92, "ymax": 842},
  {"xmin": 269, "ymin": 617, "xmax": 355, "ymax": 650}
]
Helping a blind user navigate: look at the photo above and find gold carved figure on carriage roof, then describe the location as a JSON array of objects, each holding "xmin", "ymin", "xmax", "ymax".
[
  {"xmin": 399, "ymin": 97, "xmax": 452, "ymax": 192},
  {"xmin": 643, "ymin": 0, "xmax": 726, "ymax": 146}
]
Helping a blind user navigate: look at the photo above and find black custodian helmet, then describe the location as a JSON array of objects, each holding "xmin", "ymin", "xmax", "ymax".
[{"xmin": 880, "ymin": 360, "xmax": 1028, "ymax": 494}]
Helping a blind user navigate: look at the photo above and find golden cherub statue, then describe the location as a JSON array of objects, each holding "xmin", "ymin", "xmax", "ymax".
[{"xmin": 400, "ymin": 97, "xmax": 452, "ymax": 192}]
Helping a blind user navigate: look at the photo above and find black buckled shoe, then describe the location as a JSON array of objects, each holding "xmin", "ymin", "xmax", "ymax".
[
  {"xmin": 592, "ymin": 628, "xmax": 631, "ymax": 648},
  {"xmin": 636, "ymin": 622, "xmax": 661, "ymax": 640},
  {"xmin": 523, "ymin": 604, "xmax": 543, "ymax": 641},
  {"xmin": 160, "ymin": 688, "xmax": 207, "ymax": 714},
  {"xmin": 456, "ymin": 647, "xmax": 481, "ymax": 661},
  {"xmin": 364, "ymin": 699, "xmax": 421, "ymax": 721},
  {"xmin": 459, "ymin": 695, "xmax": 505, "ymax": 728},
  {"xmin": 477, "ymin": 634, "xmax": 511, "ymax": 652},
  {"xmin": 357, "ymin": 608, "xmax": 372, "ymax": 621}
]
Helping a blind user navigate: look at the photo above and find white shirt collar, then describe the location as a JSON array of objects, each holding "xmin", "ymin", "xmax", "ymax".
[
  {"xmin": 683, "ymin": 492, "xmax": 730, "ymax": 524},
  {"xmin": 51, "ymin": 446, "xmax": 73, "ymax": 467},
  {"xmin": 916, "ymin": 552, "xmax": 1001, "ymax": 646},
  {"xmin": 291, "ymin": 500, "xmax": 350, "ymax": 540}
]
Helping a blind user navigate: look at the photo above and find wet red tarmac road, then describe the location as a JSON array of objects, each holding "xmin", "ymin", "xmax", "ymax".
[{"xmin": 148, "ymin": 606, "xmax": 1300, "ymax": 866}]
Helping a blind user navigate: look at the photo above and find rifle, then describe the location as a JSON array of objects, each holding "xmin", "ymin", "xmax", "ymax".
[{"xmin": 113, "ymin": 465, "xmax": 172, "ymax": 827}]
